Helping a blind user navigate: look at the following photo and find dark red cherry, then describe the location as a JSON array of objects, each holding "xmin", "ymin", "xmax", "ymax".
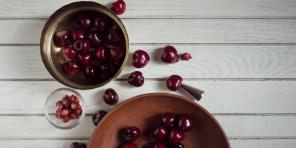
[
  {"xmin": 181, "ymin": 53, "xmax": 192, "ymax": 61},
  {"xmin": 177, "ymin": 114, "xmax": 193, "ymax": 132},
  {"xmin": 71, "ymin": 29, "xmax": 85, "ymax": 41},
  {"xmin": 173, "ymin": 143, "xmax": 184, "ymax": 148},
  {"xmin": 107, "ymin": 29, "xmax": 121, "ymax": 43},
  {"xmin": 128, "ymin": 71, "xmax": 144, "ymax": 87},
  {"xmin": 109, "ymin": 47, "xmax": 124, "ymax": 62},
  {"xmin": 103, "ymin": 88, "xmax": 118, "ymax": 105},
  {"xmin": 63, "ymin": 47, "xmax": 77, "ymax": 59},
  {"xmin": 94, "ymin": 17, "xmax": 109, "ymax": 31},
  {"xmin": 70, "ymin": 142, "xmax": 87, "ymax": 148},
  {"xmin": 63, "ymin": 61, "xmax": 80, "ymax": 75},
  {"xmin": 166, "ymin": 75, "xmax": 182, "ymax": 91},
  {"xmin": 132, "ymin": 50, "xmax": 150, "ymax": 68},
  {"xmin": 78, "ymin": 53, "xmax": 92, "ymax": 66},
  {"xmin": 161, "ymin": 45, "xmax": 179, "ymax": 63},
  {"xmin": 161, "ymin": 112, "xmax": 177, "ymax": 128},
  {"xmin": 153, "ymin": 126, "xmax": 167, "ymax": 141},
  {"xmin": 168, "ymin": 129, "xmax": 185, "ymax": 144},
  {"xmin": 77, "ymin": 15, "xmax": 92, "ymax": 29},
  {"xmin": 120, "ymin": 143, "xmax": 137, "ymax": 148},
  {"xmin": 122, "ymin": 126, "xmax": 141, "ymax": 142},
  {"xmin": 88, "ymin": 31, "xmax": 104, "ymax": 46},
  {"xmin": 111, "ymin": 0, "xmax": 126, "ymax": 15},
  {"xmin": 92, "ymin": 110, "xmax": 107, "ymax": 126},
  {"xmin": 84, "ymin": 65, "xmax": 96, "ymax": 77},
  {"xmin": 94, "ymin": 47, "xmax": 107, "ymax": 62},
  {"xmin": 154, "ymin": 143, "xmax": 166, "ymax": 148},
  {"xmin": 73, "ymin": 39, "xmax": 90, "ymax": 53},
  {"xmin": 75, "ymin": 108, "xmax": 82, "ymax": 116},
  {"xmin": 54, "ymin": 31, "xmax": 71, "ymax": 47}
]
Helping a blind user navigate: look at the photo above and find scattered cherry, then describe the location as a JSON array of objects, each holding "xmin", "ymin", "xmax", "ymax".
[
  {"xmin": 63, "ymin": 47, "xmax": 77, "ymax": 59},
  {"xmin": 54, "ymin": 31, "xmax": 71, "ymax": 47},
  {"xmin": 74, "ymin": 39, "xmax": 90, "ymax": 53},
  {"xmin": 128, "ymin": 71, "xmax": 144, "ymax": 87},
  {"xmin": 77, "ymin": 15, "xmax": 92, "ymax": 29},
  {"xmin": 177, "ymin": 115, "xmax": 193, "ymax": 132},
  {"xmin": 120, "ymin": 143, "xmax": 137, "ymax": 148},
  {"xmin": 161, "ymin": 45, "xmax": 179, "ymax": 63},
  {"xmin": 181, "ymin": 53, "xmax": 192, "ymax": 61},
  {"xmin": 71, "ymin": 29, "xmax": 85, "ymax": 41},
  {"xmin": 166, "ymin": 75, "xmax": 183, "ymax": 91},
  {"xmin": 161, "ymin": 112, "xmax": 177, "ymax": 128},
  {"xmin": 111, "ymin": 0, "xmax": 126, "ymax": 15},
  {"xmin": 153, "ymin": 126, "xmax": 167, "ymax": 141},
  {"xmin": 92, "ymin": 110, "xmax": 107, "ymax": 126},
  {"xmin": 103, "ymin": 88, "xmax": 118, "ymax": 105},
  {"xmin": 94, "ymin": 47, "xmax": 107, "ymax": 62},
  {"xmin": 169, "ymin": 129, "xmax": 185, "ymax": 144},
  {"xmin": 132, "ymin": 50, "xmax": 150, "ymax": 68},
  {"xmin": 63, "ymin": 61, "xmax": 80, "ymax": 75},
  {"xmin": 122, "ymin": 126, "xmax": 141, "ymax": 142},
  {"xmin": 154, "ymin": 143, "xmax": 166, "ymax": 148},
  {"xmin": 70, "ymin": 142, "xmax": 87, "ymax": 148}
]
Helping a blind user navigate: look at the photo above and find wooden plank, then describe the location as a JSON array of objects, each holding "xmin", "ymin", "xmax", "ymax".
[
  {"xmin": 0, "ymin": 80, "xmax": 295, "ymax": 114},
  {"xmin": 0, "ymin": 139, "xmax": 295, "ymax": 148},
  {"xmin": 1, "ymin": 19, "xmax": 296, "ymax": 44},
  {"xmin": 0, "ymin": 0, "xmax": 295, "ymax": 18},
  {"xmin": 0, "ymin": 116, "xmax": 295, "ymax": 138},
  {"xmin": 1, "ymin": 45, "xmax": 296, "ymax": 79}
]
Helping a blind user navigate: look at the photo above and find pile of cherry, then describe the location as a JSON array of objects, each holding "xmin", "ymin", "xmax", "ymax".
[
  {"xmin": 119, "ymin": 112, "xmax": 192, "ymax": 148},
  {"xmin": 55, "ymin": 95, "xmax": 82, "ymax": 123}
]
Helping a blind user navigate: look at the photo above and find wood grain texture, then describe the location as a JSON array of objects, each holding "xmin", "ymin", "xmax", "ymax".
[
  {"xmin": 0, "ymin": 116, "xmax": 295, "ymax": 139},
  {"xmin": 0, "ymin": 0, "xmax": 295, "ymax": 18},
  {"xmin": 0, "ymin": 80, "xmax": 295, "ymax": 114},
  {"xmin": 1, "ymin": 45, "xmax": 296, "ymax": 79},
  {"xmin": 1, "ymin": 19, "xmax": 296, "ymax": 44}
]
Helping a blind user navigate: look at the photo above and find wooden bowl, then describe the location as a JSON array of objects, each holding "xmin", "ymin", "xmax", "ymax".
[
  {"xmin": 89, "ymin": 93, "xmax": 230, "ymax": 148},
  {"xmin": 40, "ymin": 2, "xmax": 129, "ymax": 89}
]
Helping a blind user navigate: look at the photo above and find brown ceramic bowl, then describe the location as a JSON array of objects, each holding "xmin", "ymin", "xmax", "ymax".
[
  {"xmin": 40, "ymin": 1, "xmax": 129, "ymax": 89},
  {"xmin": 89, "ymin": 93, "xmax": 230, "ymax": 148}
]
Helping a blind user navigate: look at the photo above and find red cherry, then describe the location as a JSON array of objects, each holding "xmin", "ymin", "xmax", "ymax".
[
  {"xmin": 161, "ymin": 112, "xmax": 177, "ymax": 128},
  {"xmin": 132, "ymin": 50, "xmax": 150, "ymax": 68},
  {"xmin": 111, "ymin": 0, "xmax": 126, "ymax": 15},
  {"xmin": 73, "ymin": 39, "xmax": 90, "ymax": 53},
  {"xmin": 75, "ymin": 108, "xmax": 82, "ymax": 116},
  {"xmin": 62, "ymin": 116, "xmax": 70, "ymax": 123},
  {"xmin": 128, "ymin": 71, "xmax": 144, "ymax": 87},
  {"xmin": 107, "ymin": 29, "xmax": 121, "ymax": 43},
  {"xmin": 177, "ymin": 114, "xmax": 193, "ymax": 132},
  {"xmin": 109, "ymin": 47, "xmax": 124, "ymax": 62},
  {"xmin": 54, "ymin": 31, "xmax": 71, "ymax": 47},
  {"xmin": 166, "ymin": 75, "xmax": 183, "ymax": 91},
  {"xmin": 84, "ymin": 65, "xmax": 96, "ymax": 77},
  {"xmin": 103, "ymin": 88, "xmax": 118, "ymax": 105},
  {"xmin": 161, "ymin": 45, "xmax": 179, "ymax": 63},
  {"xmin": 78, "ymin": 53, "xmax": 92, "ymax": 66},
  {"xmin": 70, "ymin": 102, "xmax": 80, "ymax": 110},
  {"xmin": 153, "ymin": 126, "xmax": 167, "ymax": 141},
  {"xmin": 94, "ymin": 17, "xmax": 109, "ymax": 31},
  {"xmin": 88, "ymin": 31, "xmax": 104, "ymax": 46},
  {"xmin": 122, "ymin": 126, "xmax": 141, "ymax": 142},
  {"xmin": 63, "ymin": 61, "xmax": 80, "ymax": 75},
  {"xmin": 92, "ymin": 110, "xmax": 107, "ymax": 126},
  {"xmin": 71, "ymin": 28, "xmax": 85, "ymax": 41},
  {"xmin": 120, "ymin": 143, "xmax": 137, "ymax": 148},
  {"xmin": 77, "ymin": 15, "xmax": 92, "ymax": 29},
  {"xmin": 60, "ymin": 109, "xmax": 69, "ymax": 117},
  {"xmin": 94, "ymin": 47, "xmax": 107, "ymax": 62},
  {"xmin": 181, "ymin": 53, "xmax": 192, "ymax": 61},
  {"xmin": 168, "ymin": 129, "xmax": 185, "ymax": 144},
  {"xmin": 55, "ymin": 110, "xmax": 62, "ymax": 119},
  {"xmin": 154, "ymin": 143, "xmax": 166, "ymax": 148},
  {"xmin": 56, "ymin": 101, "xmax": 63, "ymax": 110},
  {"xmin": 63, "ymin": 47, "xmax": 77, "ymax": 59}
]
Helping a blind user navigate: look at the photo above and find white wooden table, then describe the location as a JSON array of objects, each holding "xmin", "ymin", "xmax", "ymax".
[{"xmin": 0, "ymin": 0, "xmax": 296, "ymax": 147}]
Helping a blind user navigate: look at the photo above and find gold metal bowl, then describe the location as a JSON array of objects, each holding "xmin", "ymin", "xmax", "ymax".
[{"xmin": 40, "ymin": 1, "xmax": 129, "ymax": 89}]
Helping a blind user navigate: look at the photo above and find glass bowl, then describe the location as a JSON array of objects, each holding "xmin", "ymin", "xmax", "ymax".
[{"xmin": 45, "ymin": 88, "xmax": 85, "ymax": 129}]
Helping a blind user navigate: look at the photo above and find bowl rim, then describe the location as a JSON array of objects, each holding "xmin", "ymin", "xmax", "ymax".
[
  {"xmin": 40, "ymin": 1, "xmax": 129, "ymax": 90},
  {"xmin": 88, "ymin": 93, "xmax": 230, "ymax": 148}
]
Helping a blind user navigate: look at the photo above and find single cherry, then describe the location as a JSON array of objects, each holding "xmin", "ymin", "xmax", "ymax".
[
  {"xmin": 71, "ymin": 28, "xmax": 85, "ymax": 41},
  {"xmin": 154, "ymin": 143, "xmax": 166, "ymax": 148},
  {"xmin": 120, "ymin": 143, "xmax": 137, "ymax": 148},
  {"xmin": 166, "ymin": 75, "xmax": 183, "ymax": 91},
  {"xmin": 74, "ymin": 39, "xmax": 90, "ymax": 53},
  {"xmin": 63, "ymin": 61, "xmax": 80, "ymax": 75},
  {"xmin": 177, "ymin": 114, "xmax": 193, "ymax": 132},
  {"xmin": 161, "ymin": 45, "xmax": 179, "ymax": 63},
  {"xmin": 132, "ymin": 50, "xmax": 150, "ymax": 68},
  {"xmin": 92, "ymin": 110, "xmax": 107, "ymax": 126},
  {"xmin": 78, "ymin": 53, "xmax": 92, "ymax": 66},
  {"xmin": 94, "ymin": 47, "xmax": 107, "ymax": 62},
  {"xmin": 109, "ymin": 47, "xmax": 124, "ymax": 62},
  {"xmin": 103, "ymin": 88, "xmax": 118, "ymax": 105},
  {"xmin": 70, "ymin": 142, "xmax": 87, "ymax": 148},
  {"xmin": 153, "ymin": 126, "xmax": 167, "ymax": 141},
  {"xmin": 107, "ymin": 29, "xmax": 121, "ymax": 43},
  {"xmin": 122, "ymin": 126, "xmax": 141, "ymax": 142},
  {"xmin": 63, "ymin": 47, "xmax": 77, "ymax": 59},
  {"xmin": 168, "ymin": 129, "xmax": 185, "ymax": 144},
  {"xmin": 111, "ymin": 0, "xmax": 126, "ymax": 15},
  {"xmin": 54, "ymin": 31, "xmax": 71, "ymax": 47},
  {"xmin": 181, "ymin": 53, "xmax": 192, "ymax": 61},
  {"xmin": 128, "ymin": 71, "xmax": 144, "ymax": 87},
  {"xmin": 88, "ymin": 31, "xmax": 104, "ymax": 46},
  {"xmin": 77, "ymin": 15, "xmax": 92, "ymax": 29},
  {"xmin": 84, "ymin": 65, "xmax": 96, "ymax": 77},
  {"xmin": 94, "ymin": 17, "xmax": 109, "ymax": 31},
  {"xmin": 161, "ymin": 112, "xmax": 177, "ymax": 128}
]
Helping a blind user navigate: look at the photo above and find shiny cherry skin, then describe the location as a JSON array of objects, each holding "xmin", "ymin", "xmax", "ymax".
[
  {"xmin": 94, "ymin": 47, "xmax": 106, "ymax": 62},
  {"xmin": 177, "ymin": 114, "xmax": 193, "ymax": 132},
  {"xmin": 71, "ymin": 28, "xmax": 85, "ymax": 41},
  {"xmin": 169, "ymin": 129, "xmax": 185, "ymax": 144},
  {"xmin": 161, "ymin": 112, "xmax": 177, "ymax": 128},
  {"xmin": 109, "ymin": 47, "xmax": 124, "ymax": 62},
  {"xmin": 103, "ymin": 88, "xmax": 118, "ymax": 105},
  {"xmin": 94, "ymin": 17, "xmax": 109, "ymax": 31},
  {"xmin": 70, "ymin": 142, "xmax": 87, "ymax": 148},
  {"xmin": 122, "ymin": 126, "xmax": 141, "ymax": 142},
  {"xmin": 77, "ymin": 15, "xmax": 92, "ymax": 29},
  {"xmin": 63, "ymin": 47, "xmax": 77, "ymax": 59},
  {"xmin": 166, "ymin": 75, "xmax": 183, "ymax": 91},
  {"xmin": 128, "ymin": 71, "xmax": 144, "ymax": 87},
  {"xmin": 63, "ymin": 61, "xmax": 80, "ymax": 75},
  {"xmin": 54, "ymin": 31, "xmax": 71, "ymax": 47},
  {"xmin": 154, "ymin": 143, "xmax": 166, "ymax": 148},
  {"xmin": 161, "ymin": 45, "xmax": 179, "ymax": 63},
  {"xmin": 181, "ymin": 53, "xmax": 192, "ymax": 61},
  {"xmin": 111, "ymin": 0, "xmax": 126, "ymax": 15},
  {"xmin": 107, "ymin": 29, "xmax": 121, "ymax": 43},
  {"xmin": 120, "ymin": 143, "xmax": 137, "ymax": 148},
  {"xmin": 84, "ymin": 65, "xmax": 96, "ymax": 77},
  {"xmin": 132, "ymin": 50, "xmax": 150, "ymax": 68},
  {"xmin": 88, "ymin": 31, "xmax": 104, "ymax": 46},
  {"xmin": 92, "ymin": 110, "xmax": 107, "ymax": 126},
  {"xmin": 173, "ymin": 143, "xmax": 184, "ymax": 148},
  {"xmin": 73, "ymin": 39, "xmax": 90, "ymax": 53},
  {"xmin": 153, "ymin": 126, "xmax": 167, "ymax": 141},
  {"xmin": 78, "ymin": 53, "xmax": 92, "ymax": 66}
]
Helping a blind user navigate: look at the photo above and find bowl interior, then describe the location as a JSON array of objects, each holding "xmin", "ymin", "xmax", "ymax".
[
  {"xmin": 89, "ymin": 93, "xmax": 230, "ymax": 148},
  {"xmin": 41, "ymin": 2, "xmax": 129, "ymax": 89}
]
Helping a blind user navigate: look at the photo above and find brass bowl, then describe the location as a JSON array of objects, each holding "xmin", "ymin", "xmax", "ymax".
[{"xmin": 40, "ymin": 1, "xmax": 129, "ymax": 89}]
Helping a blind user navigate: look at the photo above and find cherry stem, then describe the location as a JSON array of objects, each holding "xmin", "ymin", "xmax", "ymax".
[{"xmin": 180, "ymin": 83, "xmax": 204, "ymax": 101}]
